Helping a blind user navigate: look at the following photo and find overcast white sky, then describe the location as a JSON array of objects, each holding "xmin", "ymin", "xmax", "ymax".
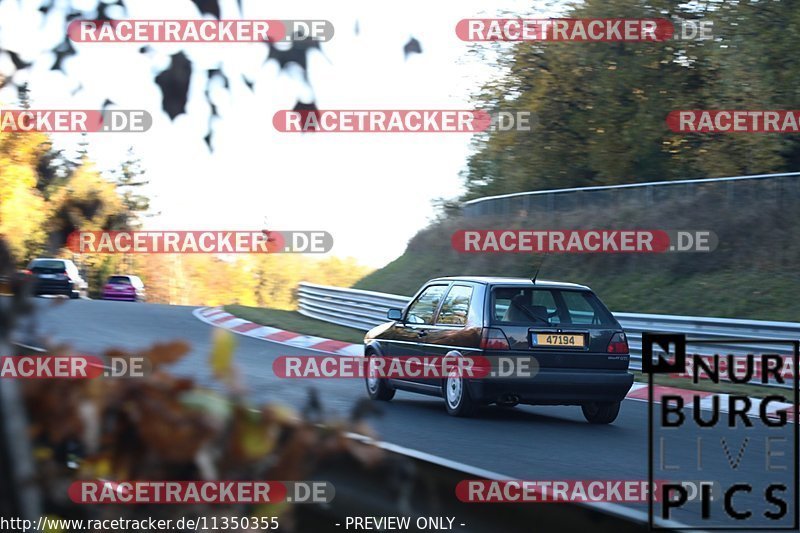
[{"xmin": 0, "ymin": 0, "xmax": 556, "ymax": 267}]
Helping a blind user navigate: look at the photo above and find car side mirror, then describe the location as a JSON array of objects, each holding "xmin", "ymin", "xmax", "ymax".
[{"xmin": 387, "ymin": 308, "xmax": 403, "ymax": 321}]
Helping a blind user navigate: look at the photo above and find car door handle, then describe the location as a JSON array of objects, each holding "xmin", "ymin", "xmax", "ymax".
[{"xmin": 417, "ymin": 330, "xmax": 428, "ymax": 337}]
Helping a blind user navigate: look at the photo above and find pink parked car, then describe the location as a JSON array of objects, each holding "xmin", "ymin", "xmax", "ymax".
[{"xmin": 101, "ymin": 275, "xmax": 146, "ymax": 302}]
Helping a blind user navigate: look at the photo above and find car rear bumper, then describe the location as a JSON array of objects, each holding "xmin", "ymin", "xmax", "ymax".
[
  {"xmin": 33, "ymin": 280, "xmax": 74, "ymax": 295},
  {"xmin": 467, "ymin": 370, "xmax": 634, "ymax": 405},
  {"xmin": 102, "ymin": 293, "xmax": 136, "ymax": 301}
]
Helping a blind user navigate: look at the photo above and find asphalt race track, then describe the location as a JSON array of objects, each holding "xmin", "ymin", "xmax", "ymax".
[{"xmin": 20, "ymin": 298, "xmax": 799, "ymax": 529}]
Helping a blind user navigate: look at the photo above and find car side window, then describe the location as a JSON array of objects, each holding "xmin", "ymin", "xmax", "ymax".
[
  {"xmin": 405, "ymin": 285, "xmax": 448, "ymax": 325},
  {"xmin": 436, "ymin": 285, "xmax": 473, "ymax": 326}
]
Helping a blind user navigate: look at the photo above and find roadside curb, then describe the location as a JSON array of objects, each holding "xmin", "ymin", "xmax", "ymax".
[
  {"xmin": 193, "ymin": 306, "xmax": 794, "ymax": 421},
  {"xmin": 192, "ymin": 306, "xmax": 363, "ymax": 356}
]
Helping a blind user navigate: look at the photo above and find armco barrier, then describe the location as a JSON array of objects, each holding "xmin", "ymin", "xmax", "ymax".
[
  {"xmin": 461, "ymin": 172, "xmax": 800, "ymax": 217},
  {"xmin": 297, "ymin": 282, "xmax": 799, "ymax": 386}
]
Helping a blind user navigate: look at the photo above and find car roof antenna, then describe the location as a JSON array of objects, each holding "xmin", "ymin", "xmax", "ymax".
[{"xmin": 530, "ymin": 252, "xmax": 549, "ymax": 284}]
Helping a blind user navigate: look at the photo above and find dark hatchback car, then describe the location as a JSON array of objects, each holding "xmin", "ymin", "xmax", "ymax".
[
  {"xmin": 26, "ymin": 258, "xmax": 88, "ymax": 299},
  {"xmin": 363, "ymin": 277, "xmax": 634, "ymax": 423}
]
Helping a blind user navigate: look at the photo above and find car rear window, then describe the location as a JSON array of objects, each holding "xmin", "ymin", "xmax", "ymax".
[
  {"xmin": 29, "ymin": 259, "xmax": 66, "ymax": 272},
  {"xmin": 491, "ymin": 287, "xmax": 616, "ymax": 326},
  {"xmin": 107, "ymin": 276, "xmax": 132, "ymax": 285}
]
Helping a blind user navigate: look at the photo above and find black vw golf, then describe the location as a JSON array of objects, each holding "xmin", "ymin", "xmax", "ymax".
[{"xmin": 363, "ymin": 276, "xmax": 634, "ymax": 423}]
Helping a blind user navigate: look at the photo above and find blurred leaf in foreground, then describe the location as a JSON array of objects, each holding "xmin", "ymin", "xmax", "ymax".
[
  {"xmin": 210, "ymin": 328, "xmax": 237, "ymax": 383},
  {"xmin": 144, "ymin": 340, "xmax": 190, "ymax": 367}
]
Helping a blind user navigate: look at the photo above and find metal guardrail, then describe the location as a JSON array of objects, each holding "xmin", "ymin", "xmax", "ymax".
[
  {"xmin": 297, "ymin": 283, "xmax": 799, "ymax": 386},
  {"xmin": 460, "ymin": 172, "xmax": 800, "ymax": 217},
  {"xmin": 297, "ymin": 283, "xmax": 411, "ymax": 331}
]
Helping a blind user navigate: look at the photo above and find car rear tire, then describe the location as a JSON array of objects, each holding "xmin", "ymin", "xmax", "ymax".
[
  {"xmin": 70, "ymin": 290, "xmax": 80, "ymax": 299},
  {"xmin": 582, "ymin": 401, "xmax": 621, "ymax": 424},
  {"xmin": 365, "ymin": 353, "xmax": 395, "ymax": 401},
  {"xmin": 444, "ymin": 367, "xmax": 476, "ymax": 417}
]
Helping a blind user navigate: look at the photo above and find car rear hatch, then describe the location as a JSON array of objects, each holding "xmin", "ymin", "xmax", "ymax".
[
  {"xmin": 105, "ymin": 276, "xmax": 132, "ymax": 291},
  {"xmin": 31, "ymin": 266, "xmax": 67, "ymax": 277},
  {"xmin": 30, "ymin": 262, "xmax": 70, "ymax": 288},
  {"xmin": 486, "ymin": 285, "xmax": 629, "ymax": 371}
]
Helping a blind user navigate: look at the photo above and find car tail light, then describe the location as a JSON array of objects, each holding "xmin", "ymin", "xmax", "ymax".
[
  {"xmin": 480, "ymin": 327, "xmax": 510, "ymax": 350},
  {"xmin": 21, "ymin": 269, "xmax": 31, "ymax": 275},
  {"xmin": 607, "ymin": 332, "xmax": 629, "ymax": 354}
]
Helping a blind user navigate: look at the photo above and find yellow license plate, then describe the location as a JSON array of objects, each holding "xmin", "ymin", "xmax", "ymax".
[{"xmin": 533, "ymin": 333, "xmax": 585, "ymax": 347}]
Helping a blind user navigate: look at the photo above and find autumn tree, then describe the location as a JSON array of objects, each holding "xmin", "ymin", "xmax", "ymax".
[{"xmin": 462, "ymin": 0, "xmax": 800, "ymax": 201}]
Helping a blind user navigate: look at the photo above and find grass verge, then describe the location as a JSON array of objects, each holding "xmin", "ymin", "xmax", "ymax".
[{"xmin": 224, "ymin": 304, "xmax": 367, "ymax": 345}]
